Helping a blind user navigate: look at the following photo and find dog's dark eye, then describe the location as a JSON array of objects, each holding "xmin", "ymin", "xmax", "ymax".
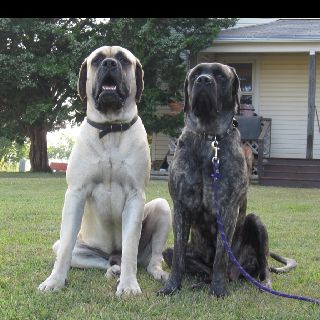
[
  {"xmin": 216, "ymin": 74, "xmax": 226, "ymax": 81},
  {"xmin": 91, "ymin": 55, "xmax": 104, "ymax": 66},
  {"xmin": 190, "ymin": 73, "xmax": 198, "ymax": 81},
  {"xmin": 119, "ymin": 57, "xmax": 130, "ymax": 65}
]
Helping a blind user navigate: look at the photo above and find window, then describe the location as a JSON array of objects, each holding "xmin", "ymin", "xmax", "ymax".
[{"xmin": 228, "ymin": 63, "xmax": 254, "ymax": 113}]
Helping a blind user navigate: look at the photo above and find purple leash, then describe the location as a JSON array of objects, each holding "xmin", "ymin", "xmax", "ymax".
[{"xmin": 211, "ymin": 139, "xmax": 320, "ymax": 305}]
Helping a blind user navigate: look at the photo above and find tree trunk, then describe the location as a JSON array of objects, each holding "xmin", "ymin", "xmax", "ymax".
[{"xmin": 27, "ymin": 126, "xmax": 52, "ymax": 172}]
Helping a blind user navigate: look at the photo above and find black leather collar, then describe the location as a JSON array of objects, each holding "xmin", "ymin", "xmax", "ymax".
[
  {"xmin": 203, "ymin": 118, "xmax": 238, "ymax": 142},
  {"xmin": 87, "ymin": 115, "xmax": 139, "ymax": 139}
]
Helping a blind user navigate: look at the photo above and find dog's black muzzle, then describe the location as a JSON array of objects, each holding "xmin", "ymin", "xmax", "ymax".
[
  {"xmin": 196, "ymin": 74, "xmax": 214, "ymax": 86},
  {"xmin": 191, "ymin": 74, "xmax": 219, "ymax": 118},
  {"xmin": 93, "ymin": 59, "xmax": 128, "ymax": 112}
]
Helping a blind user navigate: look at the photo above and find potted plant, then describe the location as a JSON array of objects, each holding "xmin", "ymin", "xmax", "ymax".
[{"xmin": 168, "ymin": 97, "xmax": 183, "ymax": 113}]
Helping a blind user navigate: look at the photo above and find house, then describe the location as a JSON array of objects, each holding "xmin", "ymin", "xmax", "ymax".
[{"xmin": 151, "ymin": 19, "xmax": 320, "ymax": 187}]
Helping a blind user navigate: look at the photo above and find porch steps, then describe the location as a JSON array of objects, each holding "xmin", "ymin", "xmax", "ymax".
[
  {"xmin": 150, "ymin": 170, "xmax": 169, "ymax": 180},
  {"xmin": 260, "ymin": 158, "xmax": 320, "ymax": 188}
]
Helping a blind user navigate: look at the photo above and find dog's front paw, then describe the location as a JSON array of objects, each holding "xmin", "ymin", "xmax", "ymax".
[
  {"xmin": 147, "ymin": 265, "xmax": 169, "ymax": 282},
  {"xmin": 115, "ymin": 278, "xmax": 141, "ymax": 297},
  {"xmin": 157, "ymin": 280, "xmax": 181, "ymax": 296},
  {"xmin": 261, "ymin": 278, "xmax": 272, "ymax": 289},
  {"xmin": 105, "ymin": 265, "xmax": 121, "ymax": 279},
  {"xmin": 209, "ymin": 278, "xmax": 228, "ymax": 297},
  {"xmin": 38, "ymin": 274, "xmax": 66, "ymax": 292}
]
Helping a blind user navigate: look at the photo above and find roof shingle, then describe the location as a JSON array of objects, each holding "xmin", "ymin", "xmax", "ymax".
[{"xmin": 217, "ymin": 19, "xmax": 320, "ymax": 40}]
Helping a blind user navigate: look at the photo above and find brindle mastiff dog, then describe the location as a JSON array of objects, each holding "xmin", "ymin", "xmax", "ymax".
[
  {"xmin": 159, "ymin": 62, "xmax": 295, "ymax": 297},
  {"xmin": 38, "ymin": 46, "xmax": 171, "ymax": 296}
]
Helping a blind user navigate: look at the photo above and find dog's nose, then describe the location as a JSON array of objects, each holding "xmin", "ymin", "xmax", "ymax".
[
  {"xmin": 196, "ymin": 75, "xmax": 213, "ymax": 84},
  {"xmin": 102, "ymin": 58, "xmax": 117, "ymax": 68}
]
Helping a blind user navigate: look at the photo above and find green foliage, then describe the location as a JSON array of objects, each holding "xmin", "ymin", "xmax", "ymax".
[
  {"xmin": 104, "ymin": 18, "xmax": 238, "ymax": 134},
  {"xmin": 47, "ymin": 134, "xmax": 75, "ymax": 160},
  {"xmin": 0, "ymin": 18, "xmax": 237, "ymax": 139},
  {"xmin": 0, "ymin": 137, "xmax": 29, "ymax": 171},
  {"xmin": 0, "ymin": 18, "xmax": 111, "ymax": 140},
  {"xmin": 0, "ymin": 18, "xmax": 109, "ymax": 170},
  {"xmin": 0, "ymin": 18, "xmax": 237, "ymax": 171}
]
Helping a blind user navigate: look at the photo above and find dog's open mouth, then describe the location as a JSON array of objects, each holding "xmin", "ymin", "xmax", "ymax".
[
  {"xmin": 95, "ymin": 75, "xmax": 127, "ymax": 112},
  {"xmin": 98, "ymin": 77, "xmax": 119, "ymax": 98},
  {"xmin": 102, "ymin": 84, "xmax": 116, "ymax": 91}
]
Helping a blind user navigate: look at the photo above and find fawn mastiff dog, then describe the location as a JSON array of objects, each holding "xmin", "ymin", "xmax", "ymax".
[{"xmin": 38, "ymin": 46, "xmax": 171, "ymax": 296}]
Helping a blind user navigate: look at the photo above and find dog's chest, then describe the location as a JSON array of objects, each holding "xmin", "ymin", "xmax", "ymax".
[
  {"xmin": 79, "ymin": 134, "xmax": 149, "ymax": 252},
  {"xmin": 94, "ymin": 134, "xmax": 147, "ymax": 185},
  {"xmin": 87, "ymin": 133, "xmax": 149, "ymax": 216},
  {"xmin": 171, "ymin": 133, "xmax": 247, "ymax": 212},
  {"xmin": 92, "ymin": 152, "xmax": 135, "ymax": 204}
]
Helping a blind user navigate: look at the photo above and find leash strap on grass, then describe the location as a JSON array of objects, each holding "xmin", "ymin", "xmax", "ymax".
[{"xmin": 211, "ymin": 158, "xmax": 320, "ymax": 305}]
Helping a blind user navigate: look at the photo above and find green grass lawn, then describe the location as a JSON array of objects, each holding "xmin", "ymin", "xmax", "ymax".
[{"xmin": 0, "ymin": 172, "xmax": 319, "ymax": 319}]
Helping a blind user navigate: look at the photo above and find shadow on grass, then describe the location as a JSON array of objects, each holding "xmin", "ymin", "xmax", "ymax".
[{"xmin": 0, "ymin": 171, "xmax": 66, "ymax": 179}]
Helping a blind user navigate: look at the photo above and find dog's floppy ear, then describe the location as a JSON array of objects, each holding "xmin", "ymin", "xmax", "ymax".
[
  {"xmin": 184, "ymin": 70, "xmax": 190, "ymax": 113},
  {"xmin": 77, "ymin": 58, "xmax": 87, "ymax": 101},
  {"xmin": 230, "ymin": 66, "xmax": 241, "ymax": 112},
  {"xmin": 135, "ymin": 58, "xmax": 144, "ymax": 103}
]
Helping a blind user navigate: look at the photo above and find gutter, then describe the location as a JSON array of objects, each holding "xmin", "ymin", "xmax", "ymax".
[{"xmin": 214, "ymin": 37, "xmax": 320, "ymax": 43}]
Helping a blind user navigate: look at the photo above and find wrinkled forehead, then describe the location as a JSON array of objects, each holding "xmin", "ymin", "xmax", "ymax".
[
  {"xmin": 190, "ymin": 63, "xmax": 233, "ymax": 77},
  {"xmin": 87, "ymin": 46, "xmax": 136, "ymax": 62}
]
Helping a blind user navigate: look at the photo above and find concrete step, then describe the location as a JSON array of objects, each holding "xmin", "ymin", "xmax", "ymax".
[{"xmin": 150, "ymin": 170, "xmax": 169, "ymax": 180}]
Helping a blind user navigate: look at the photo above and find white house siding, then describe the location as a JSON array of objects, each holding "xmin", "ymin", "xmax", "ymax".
[
  {"xmin": 232, "ymin": 18, "xmax": 278, "ymax": 29},
  {"xmin": 152, "ymin": 51, "xmax": 320, "ymax": 162},
  {"xmin": 198, "ymin": 52, "xmax": 320, "ymax": 159},
  {"xmin": 259, "ymin": 53, "xmax": 320, "ymax": 159},
  {"xmin": 151, "ymin": 132, "xmax": 169, "ymax": 163},
  {"xmin": 151, "ymin": 104, "xmax": 180, "ymax": 163},
  {"xmin": 316, "ymin": 57, "xmax": 320, "ymax": 159}
]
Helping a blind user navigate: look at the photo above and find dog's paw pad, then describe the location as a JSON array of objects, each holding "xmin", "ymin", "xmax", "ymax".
[
  {"xmin": 148, "ymin": 266, "xmax": 169, "ymax": 282},
  {"xmin": 160, "ymin": 272, "xmax": 169, "ymax": 282},
  {"xmin": 209, "ymin": 287, "xmax": 229, "ymax": 298},
  {"xmin": 38, "ymin": 275, "xmax": 66, "ymax": 292},
  {"xmin": 116, "ymin": 280, "xmax": 142, "ymax": 297},
  {"xmin": 116, "ymin": 286, "xmax": 142, "ymax": 297},
  {"xmin": 105, "ymin": 265, "xmax": 121, "ymax": 279},
  {"xmin": 190, "ymin": 282, "xmax": 206, "ymax": 290},
  {"xmin": 261, "ymin": 278, "xmax": 272, "ymax": 289},
  {"xmin": 157, "ymin": 281, "xmax": 180, "ymax": 296},
  {"xmin": 150, "ymin": 270, "xmax": 169, "ymax": 282}
]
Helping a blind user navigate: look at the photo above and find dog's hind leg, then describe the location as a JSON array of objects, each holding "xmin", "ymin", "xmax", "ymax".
[
  {"xmin": 231, "ymin": 213, "xmax": 272, "ymax": 287},
  {"xmin": 53, "ymin": 240, "xmax": 109, "ymax": 270},
  {"xmin": 138, "ymin": 198, "xmax": 171, "ymax": 282}
]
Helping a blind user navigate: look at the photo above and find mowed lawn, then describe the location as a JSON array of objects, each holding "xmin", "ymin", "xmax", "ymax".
[{"xmin": 0, "ymin": 172, "xmax": 319, "ymax": 320}]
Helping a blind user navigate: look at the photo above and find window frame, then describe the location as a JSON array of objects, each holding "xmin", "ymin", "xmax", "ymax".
[{"xmin": 221, "ymin": 59, "xmax": 259, "ymax": 113}]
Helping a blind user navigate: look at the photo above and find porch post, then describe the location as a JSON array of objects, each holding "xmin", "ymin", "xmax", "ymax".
[{"xmin": 306, "ymin": 50, "xmax": 316, "ymax": 159}]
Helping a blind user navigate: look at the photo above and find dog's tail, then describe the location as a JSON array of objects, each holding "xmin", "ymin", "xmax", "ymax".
[{"xmin": 269, "ymin": 251, "xmax": 297, "ymax": 273}]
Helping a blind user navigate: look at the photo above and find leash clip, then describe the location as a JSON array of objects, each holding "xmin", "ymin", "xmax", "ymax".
[{"xmin": 211, "ymin": 136, "xmax": 220, "ymax": 163}]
